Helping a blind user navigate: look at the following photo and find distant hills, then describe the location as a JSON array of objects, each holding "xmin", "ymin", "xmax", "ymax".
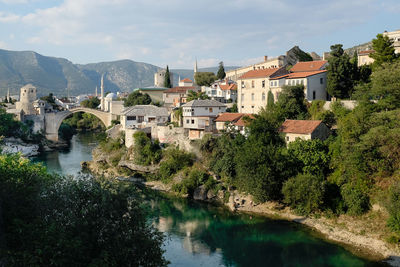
[{"xmin": 0, "ymin": 49, "xmax": 237, "ymax": 97}]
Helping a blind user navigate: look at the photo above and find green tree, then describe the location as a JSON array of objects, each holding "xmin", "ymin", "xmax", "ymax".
[
  {"xmin": 370, "ymin": 33, "xmax": 398, "ymax": 69},
  {"xmin": 194, "ymin": 72, "xmax": 217, "ymax": 86},
  {"xmin": 80, "ymin": 97, "xmax": 100, "ymax": 109},
  {"xmin": 267, "ymin": 91, "xmax": 274, "ymax": 108},
  {"xmin": 186, "ymin": 90, "xmax": 209, "ymax": 101},
  {"xmin": 163, "ymin": 65, "xmax": 172, "ymax": 88},
  {"xmin": 132, "ymin": 131, "xmax": 162, "ymax": 165},
  {"xmin": 3, "ymin": 95, "xmax": 8, "ymax": 103},
  {"xmin": 124, "ymin": 91, "xmax": 152, "ymax": 107},
  {"xmin": 370, "ymin": 61, "xmax": 400, "ymax": 110},
  {"xmin": 326, "ymin": 44, "xmax": 354, "ymax": 98},
  {"xmin": 217, "ymin": 61, "xmax": 226, "ymax": 80}
]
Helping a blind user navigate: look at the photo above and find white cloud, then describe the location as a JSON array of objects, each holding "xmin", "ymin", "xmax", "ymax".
[{"xmin": 0, "ymin": 12, "xmax": 20, "ymax": 23}]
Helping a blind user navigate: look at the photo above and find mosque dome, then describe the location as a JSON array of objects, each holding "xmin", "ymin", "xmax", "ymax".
[{"xmin": 105, "ymin": 93, "xmax": 117, "ymax": 100}]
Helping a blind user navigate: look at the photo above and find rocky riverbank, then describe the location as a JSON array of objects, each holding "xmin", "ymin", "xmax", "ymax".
[
  {"xmin": 84, "ymin": 146, "xmax": 400, "ymax": 266},
  {"xmin": 1, "ymin": 137, "xmax": 40, "ymax": 157}
]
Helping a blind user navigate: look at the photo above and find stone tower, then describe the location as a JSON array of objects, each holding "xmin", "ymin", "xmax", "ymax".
[
  {"xmin": 154, "ymin": 69, "xmax": 174, "ymax": 87},
  {"xmin": 16, "ymin": 84, "xmax": 37, "ymax": 115}
]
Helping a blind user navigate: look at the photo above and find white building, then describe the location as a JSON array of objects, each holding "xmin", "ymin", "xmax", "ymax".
[
  {"xmin": 182, "ymin": 99, "xmax": 226, "ymax": 139},
  {"xmin": 279, "ymin": 119, "xmax": 330, "ymax": 144},
  {"xmin": 204, "ymin": 80, "xmax": 237, "ymax": 103},
  {"xmin": 120, "ymin": 105, "xmax": 169, "ymax": 130},
  {"xmin": 179, "ymin": 78, "xmax": 194, "ymax": 87}
]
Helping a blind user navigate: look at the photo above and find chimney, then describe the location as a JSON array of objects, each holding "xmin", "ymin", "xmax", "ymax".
[{"xmin": 264, "ymin": 55, "xmax": 268, "ymax": 62}]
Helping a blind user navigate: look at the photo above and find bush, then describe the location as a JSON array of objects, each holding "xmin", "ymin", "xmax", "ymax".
[
  {"xmin": 282, "ymin": 173, "xmax": 326, "ymax": 215},
  {"xmin": 340, "ymin": 182, "xmax": 370, "ymax": 216},
  {"xmin": 173, "ymin": 168, "xmax": 215, "ymax": 197},
  {"xmin": 159, "ymin": 147, "xmax": 194, "ymax": 182},
  {"xmin": 59, "ymin": 122, "xmax": 76, "ymax": 141},
  {"xmin": 132, "ymin": 131, "xmax": 162, "ymax": 165},
  {"xmin": 386, "ymin": 182, "xmax": 400, "ymax": 233}
]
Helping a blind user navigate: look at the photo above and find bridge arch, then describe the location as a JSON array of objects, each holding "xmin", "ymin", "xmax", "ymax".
[{"xmin": 45, "ymin": 107, "xmax": 112, "ymax": 142}]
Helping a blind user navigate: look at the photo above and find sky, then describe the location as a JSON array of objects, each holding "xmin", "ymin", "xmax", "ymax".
[{"xmin": 0, "ymin": 0, "xmax": 399, "ymax": 69}]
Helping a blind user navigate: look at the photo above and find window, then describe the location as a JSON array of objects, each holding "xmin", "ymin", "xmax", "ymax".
[
  {"xmin": 191, "ymin": 119, "xmax": 195, "ymax": 124},
  {"xmin": 241, "ymin": 106, "xmax": 244, "ymax": 109},
  {"xmin": 313, "ymin": 91, "xmax": 316, "ymax": 100},
  {"xmin": 137, "ymin": 116, "xmax": 144, "ymax": 123},
  {"xmin": 205, "ymin": 107, "xmax": 208, "ymax": 110},
  {"xmin": 320, "ymin": 78, "xmax": 323, "ymax": 84},
  {"xmin": 209, "ymin": 108, "xmax": 213, "ymax": 112},
  {"xmin": 251, "ymin": 93, "xmax": 254, "ymax": 101},
  {"xmin": 251, "ymin": 81, "xmax": 255, "ymax": 88},
  {"xmin": 286, "ymin": 136, "xmax": 289, "ymax": 141},
  {"xmin": 262, "ymin": 92, "xmax": 266, "ymax": 101},
  {"xmin": 270, "ymin": 81, "xmax": 273, "ymax": 87},
  {"xmin": 301, "ymin": 80, "xmax": 304, "ymax": 85},
  {"xmin": 241, "ymin": 81, "xmax": 245, "ymax": 88},
  {"xmin": 274, "ymin": 81, "xmax": 277, "ymax": 86},
  {"xmin": 127, "ymin": 116, "xmax": 136, "ymax": 121},
  {"xmin": 262, "ymin": 80, "xmax": 265, "ymax": 88},
  {"xmin": 186, "ymin": 119, "xmax": 190, "ymax": 124}
]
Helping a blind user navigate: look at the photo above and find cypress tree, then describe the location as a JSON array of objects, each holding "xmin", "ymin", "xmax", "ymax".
[
  {"xmin": 163, "ymin": 65, "xmax": 172, "ymax": 88},
  {"xmin": 267, "ymin": 91, "xmax": 274, "ymax": 108},
  {"xmin": 217, "ymin": 61, "xmax": 226, "ymax": 80}
]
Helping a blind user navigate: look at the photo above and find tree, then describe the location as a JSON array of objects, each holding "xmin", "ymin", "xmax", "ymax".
[
  {"xmin": 267, "ymin": 91, "xmax": 274, "ymax": 108},
  {"xmin": 370, "ymin": 61, "xmax": 400, "ymax": 110},
  {"xmin": 80, "ymin": 97, "xmax": 100, "ymax": 109},
  {"xmin": 326, "ymin": 44, "xmax": 354, "ymax": 98},
  {"xmin": 273, "ymin": 85, "xmax": 309, "ymax": 122},
  {"xmin": 194, "ymin": 72, "xmax": 217, "ymax": 86},
  {"xmin": 124, "ymin": 91, "xmax": 152, "ymax": 107},
  {"xmin": 217, "ymin": 61, "xmax": 226, "ymax": 80},
  {"xmin": 163, "ymin": 65, "xmax": 172, "ymax": 88},
  {"xmin": 133, "ymin": 131, "xmax": 162, "ymax": 165},
  {"xmin": 186, "ymin": 90, "xmax": 209, "ymax": 102},
  {"xmin": 3, "ymin": 95, "xmax": 8, "ymax": 103},
  {"xmin": 370, "ymin": 33, "xmax": 398, "ymax": 69}
]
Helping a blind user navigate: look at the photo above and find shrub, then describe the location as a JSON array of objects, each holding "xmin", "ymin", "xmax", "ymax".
[
  {"xmin": 132, "ymin": 131, "xmax": 161, "ymax": 165},
  {"xmin": 386, "ymin": 182, "xmax": 400, "ymax": 233},
  {"xmin": 282, "ymin": 173, "xmax": 326, "ymax": 215},
  {"xmin": 159, "ymin": 147, "xmax": 194, "ymax": 182},
  {"xmin": 340, "ymin": 181, "xmax": 370, "ymax": 216}
]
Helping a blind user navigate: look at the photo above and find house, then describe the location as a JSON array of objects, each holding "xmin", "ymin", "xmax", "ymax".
[
  {"xmin": 182, "ymin": 99, "xmax": 227, "ymax": 139},
  {"xmin": 215, "ymin": 113, "xmax": 245, "ymax": 131},
  {"xmin": 233, "ymin": 114, "xmax": 254, "ymax": 135},
  {"xmin": 225, "ymin": 55, "xmax": 287, "ymax": 81},
  {"xmin": 358, "ymin": 50, "xmax": 375, "ymax": 66},
  {"xmin": 289, "ymin": 60, "xmax": 328, "ymax": 72},
  {"xmin": 279, "ymin": 119, "xmax": 330, "ymax": 144},
  {"xmin": 270, "ymin": 70, "xmax": 329, "ymax": 102},
  {"xmin": 120, "ymin": 105, "xmax": 169, "ymax": 130},
  {"xmin": 204, "ymin": 80, "xmax": 237, "ymax": 103},
  {"xmin": 237, "ymin": 67, "xmax": 289, "ymax": 114},
  {"xmin": 133, "ymin": 86, "xmax": 169, "ymax": 103},
  {"xmin": 163, "ymin": 86, "xmax": 199, "ymax": 108},
  {"xmin": 179, "ymin": 78, "xmax": 194, "ymax": 87},
  {"xmin": 383, "ymin": 29, "xmax": 400, "ymax": 54}
]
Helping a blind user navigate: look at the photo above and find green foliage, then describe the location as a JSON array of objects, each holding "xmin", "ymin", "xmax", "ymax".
[
  {"xmin": 326, "ymin": 44, "xmax": 354, "ymax": 98},
  {"xmin": 194, "ymin": 72, "xmax": 217, "ymax": 86},
  {"xmin": 226, "ymin": 103, "xmax": 238, "ymax": 113},
  {"xmin": 80, "ymin": 97, "xmax": 100, "ymax": 109},
  {"xmin": 340, "ymin": 181, "xmax": 370, "ymax": 216},
  {"xmin": 58, "ymin": 122, "xmax": 76, "ymax": 141},
  {"xmin": 294, "ymin": 49, "xmax": 313, "ymax": 62},
  {"xmin": 172, "ymin": 168, "xmax": 214, "ymax": 197},
  {"xmin": 282, "ymin": 174, "xmax": 326, "ymax": 215},
  {"xmin": 133, "ymin": 131, "xmax": 162, "ymax": 165},
  {"xmin": 308, "ymin": 101, "xmax": 335, "ymax": 128},
  {"xmin": 186, "ymin": 90, "xmax": 209, "ymax": 102},
  {"xmin": 370, "ymin": 61, "xmax": 400, "ymax": 110},
  {"xmin": 163, "ymin": 65, "xmax": 172, "ymax": 88},
  {"xmin": 64, "ymin": 112, "xmax": 104, "ymax": 131},
  {"xmin": 370, "ymin": 34, "xmax": 398, "ymax": 69},
  {"xmin": 217, "ymin": 61, "xmax": 226, "ymax": 80},
  {"xmin": 387, "ymin": 182, "xmax": 400, "ymax": 233},
  {"xmin": 0, "ymin": 108, "xmax": 23, "ymax": 137},
  {"xmin": 124, "ymin": 91, "xmax": 152, "ymax": 107},
  {"xmin": 267, "ymin": 90, "xmax": 274, "ymax": 108},
  {"xmin": 288, "ymin": 139, "xmax": 330, "ymax": 177},
  {"xmin": 99, "ymin": 136, "xmax": 124, "ymax": 153},
  {"xmin": 159, "ymin": 147, "xmax": 194, "ymax": 182},
  {"xmin": 0, "ymin": 153, "xmax": 167, "ymax": 266}
]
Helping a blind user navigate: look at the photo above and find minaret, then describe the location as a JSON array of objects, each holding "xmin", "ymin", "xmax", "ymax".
[
  {"xmin": 7, "ymin": 88, "xmax": 10, "ymax": 101},
  {"xmin": 95, "ymin": 86, "xmax": 98, "ymax": 97},
  {"xmin": 100, "ymin": 75, "xmax": 105, "ymax": 110}
]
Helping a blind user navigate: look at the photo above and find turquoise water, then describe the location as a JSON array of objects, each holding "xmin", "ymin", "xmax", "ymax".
[{"xmin": 33, "ymin": 132, "xmax": 385, "ymax": 267}]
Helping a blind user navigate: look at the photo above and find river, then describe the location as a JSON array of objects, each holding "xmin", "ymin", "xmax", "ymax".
[{"xmin": 33, "ymin": 132, "xmax": 384, "ymax": 267}]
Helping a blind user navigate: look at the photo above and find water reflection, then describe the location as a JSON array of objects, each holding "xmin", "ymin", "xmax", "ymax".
[{"xmin": 146, "ymin": 192, "xmax": 382, "ymax": 267}]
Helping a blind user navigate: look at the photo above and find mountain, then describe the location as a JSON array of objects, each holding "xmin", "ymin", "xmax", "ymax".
[
  {"xmin": 0, "ymin": 49, "xmax": 161, "ymax": 97},
  {"xmin": 344, "ymin": 41, "xmax": 373, "ymax": 57}
]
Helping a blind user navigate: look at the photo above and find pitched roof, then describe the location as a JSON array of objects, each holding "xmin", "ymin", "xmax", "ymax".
[
  {"xmin": 163, "ymin": 86, "xmax": 197, "ymax": 93},
  {"xmin": 290, "ymin": 60, "xmax": 327, "ymax": 72},
  {"xmin": 215, "ymin": 113, "xmax": 245, "ymax": 122},
  {"xmin": 270, "ymin": 70, "xmax": 327, "ymax": 80},
  {"xmin": 180, "ymin": 78, "xmax": 193, "ymax": 82},
  {"xmin": 279, "ymin": 120, "xmax": 323, "ymax": 134},
  {"xmin": 234, "ymin": 114, "xmax": 254, "ymax": 127},
  {"xmin": 182, "ymin": 99, "xmax": 226, "ymax": 108},
  {"xmin": 219, "ymin": 84, "xmax": 237, "ymax": 91},
  {"xmin": 239, "ymin": 68, "xmax": 281, "ymax": 79},
  {"xmin": 359, "ymin": 50, "xmax": 375, "ymax": 55},
  {"xmin": 121, "ymin": 105, "xmax": 168, "ymax": 117}
]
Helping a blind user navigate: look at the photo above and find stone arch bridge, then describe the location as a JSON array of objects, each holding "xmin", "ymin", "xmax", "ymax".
[{"xmin": 44, "ymin": 107, "xmax": 112, "ymax": 142}]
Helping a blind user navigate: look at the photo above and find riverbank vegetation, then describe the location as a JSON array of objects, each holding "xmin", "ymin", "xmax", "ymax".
[{"xmin": 0, "ymin": 152, "xmax": 167, "ymax": 266}]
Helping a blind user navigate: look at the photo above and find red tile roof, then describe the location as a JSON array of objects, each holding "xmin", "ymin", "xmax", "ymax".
[
  {"xmin": 359, "ymin": 50, "xmax": 375, "ymax": 55},
  {"xmin": 181, "ymin": 78, "xmax": 193, "ymax": 82},
  {"xmin": 215, "ymin": 113, "xmax": 245, "ymax": 122},
  {"xmin": 219, "ymin": 84, "xmax": 237, "ymax": 91},
  {"xmin": 234, "ymin": 114, "xmax": 254, "ymax": 127},
  {"xmin": 164, "ymin": 86, "xmax": 197, "ymax": 93},
  {"xmin": 279, "ymin": 120, "xmax": 322, "ymax": 134},
  {"xmin": 290, "ymin": 60, "xmax": 327, "ymax": 72},
  {"xmin": 270, "ymin": 70, "xmax": 327, "ymax": 80},
  {"xmin": 239, "ymin": 68, "xmax": 280, "ymax": 79}
]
